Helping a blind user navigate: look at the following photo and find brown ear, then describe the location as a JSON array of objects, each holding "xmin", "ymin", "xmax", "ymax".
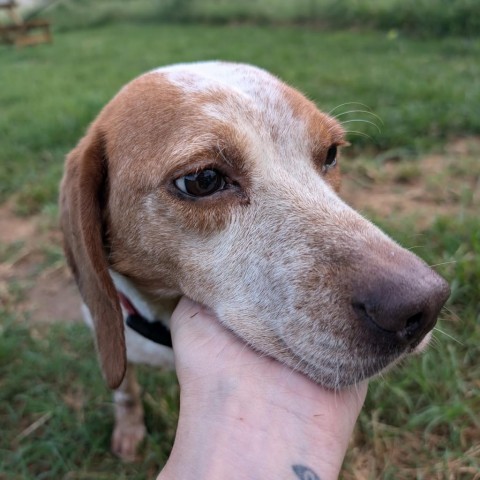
[{"xmin": 60, "ymin": 125, "xmax": 126, "ymax": 389}]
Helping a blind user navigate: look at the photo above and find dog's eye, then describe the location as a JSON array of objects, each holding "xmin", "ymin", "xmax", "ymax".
[
  {"xmin": 325, "ymin": 145, "xmax": 337, "ymax": 168},
  {"xmin": 174, "ymin": 169, "xmax": 226, "ymax": 197}
]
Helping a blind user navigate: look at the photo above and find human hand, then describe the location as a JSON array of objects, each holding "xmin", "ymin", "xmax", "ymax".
[{"xmin": 158, "ymin": 297, "xmax": 367, "ymax": 480}]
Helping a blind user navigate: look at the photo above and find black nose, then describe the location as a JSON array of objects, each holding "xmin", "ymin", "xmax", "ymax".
[{"xmin": 352, "ymin": 268, "xmax": 450, "ymax": 346}]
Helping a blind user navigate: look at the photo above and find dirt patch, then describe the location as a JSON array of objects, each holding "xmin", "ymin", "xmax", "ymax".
[
  {"xmin": 341, "ymin": 161, "xmax": 457, "ymax": 228},
  {"xmin": 19, "ymin": 268, "xmax": 82, "ymax": 324},
  {"xmin": 0, "ymin": 204, "xmax": 36, "ymax": 244},
  {"xmin": 341, "ymin": 137, "xmax": 480, "ymax": 226},
  {"xmin": 0, "ymin": 203, "xmax": 82, "ymax": 324}
]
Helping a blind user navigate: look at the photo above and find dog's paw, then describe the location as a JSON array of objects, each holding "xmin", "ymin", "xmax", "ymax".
[{"xmin": 111, "ymin": 422, "xmax": 147, "ymax": 462}]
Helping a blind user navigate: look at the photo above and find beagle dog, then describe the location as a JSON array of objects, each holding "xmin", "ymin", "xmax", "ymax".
[{"xmin": 60, "ymin": 61, "xmax": 450, "ymax": 460}]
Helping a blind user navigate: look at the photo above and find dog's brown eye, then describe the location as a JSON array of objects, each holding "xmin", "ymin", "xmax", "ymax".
[
  {"xmin": 325, "ymin": 145, "xmax": 337, "ymax": 168},
  {"xmin": 174, "ymin": 169, "xmax": 226, "ymax": 197}
]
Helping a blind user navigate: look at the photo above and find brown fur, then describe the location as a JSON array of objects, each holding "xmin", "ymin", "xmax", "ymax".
[{"xmin": 60, "ymin": 128, "xmax": 126, "ymax": 388}]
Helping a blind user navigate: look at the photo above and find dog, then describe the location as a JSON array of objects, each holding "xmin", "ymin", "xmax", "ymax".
[{"xmin": 60, "ymin": 61, "xmax": 450, "ymax": 460}]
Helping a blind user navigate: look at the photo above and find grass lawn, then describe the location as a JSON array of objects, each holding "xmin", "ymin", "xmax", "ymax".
[
  {"xmin": 1, "ymin": 24, "xmax": 480, "ymax": 214},
  {"xmin": 0, "ymin": 21, "xmax": 479, "ymax": 479}
]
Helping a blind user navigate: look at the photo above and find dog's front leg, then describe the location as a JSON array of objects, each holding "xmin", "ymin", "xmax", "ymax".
[{"xmin": 111, "ymin": 363, "xmax": 146, "ymax": 461}]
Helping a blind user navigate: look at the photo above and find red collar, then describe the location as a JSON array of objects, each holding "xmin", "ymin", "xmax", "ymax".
[{"xmin": 118, "ymin": 291, "xmax": 138, "ymax": 316}]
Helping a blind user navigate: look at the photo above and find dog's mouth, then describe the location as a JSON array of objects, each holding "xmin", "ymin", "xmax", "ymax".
[
  {"xmin": 214, "ymin": 293, "xmax": 439, "ymax": 390},
  {"xmin": 270, "ymin": 326, "xmax": 432, "ymax": 390},
  {"xmin": 263, "ymin": 340, "xmax": 367, "ymax": 389}
]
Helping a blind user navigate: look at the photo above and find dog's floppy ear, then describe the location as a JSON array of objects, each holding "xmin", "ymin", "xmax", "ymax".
[{"xmin": 60, "ymin": 125, "xmax": 126, "ymax": 389}]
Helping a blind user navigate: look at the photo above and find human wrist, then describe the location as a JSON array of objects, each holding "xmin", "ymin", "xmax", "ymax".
[
  {"xmin": 160, "ymin": 367, "xmax": 366, "ymax": 480},
  {"xmin": 162, "ymin": 298, "xmax": 367, "ymax": 480}
]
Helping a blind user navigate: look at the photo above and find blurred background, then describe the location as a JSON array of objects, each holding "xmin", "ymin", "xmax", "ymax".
[{"xmin": 1, "ymin": 1, "xmax": 479, "ymax": 478}]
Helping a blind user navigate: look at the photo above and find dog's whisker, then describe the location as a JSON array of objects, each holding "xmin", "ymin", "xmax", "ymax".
[
  {"xmin": 374, "ymin": 367, "xmax": 387, "ymax": 385},
  {"xmin": 332, "ymin": 109, "xmax": 384, "ymax": 125},
  {"xmin": 428, "ymin": 335, "xmax": 441, "ymax": 352},
  {"xmin": 428, "ymin": 260, "xmax": 457, "ymax": 268},
  {"xmin": 328, "ymin": 101, "xmax": 371, "ymax": 115},
  {"xmin": 340, "ymin": 118, "xmax": 381, "ymax": 133},
  {"xmin": 433, "ymin": 327, "xmax": 463, "ymax": 345},
  {"xmin": 234, "ymin": 338, "xmax": 254, "ymax": 363},
  {"xmin": 407, "ymin": 245, "xmax": 425, "ymax": 251},
  {"xmin": 353, "ymin": 380, "xmax": 363, "ymax": 403},
  {"xmin": 282, "ymin": 357, "xmax": 307, "ymax": 386},
  {"xmin": 344, "ymin": 130, "xmax": 374, "ymax": 140},
  {"xmin": 216, "ymin": 140, "xmax": 234, "ymax": 167},
  {"xmin": 441, "ymin": 305, "xmax": 462, "ymax": 323},
  {"xmin": 336, "ymin": 363, "xmax": 342, "ymax": 393}
]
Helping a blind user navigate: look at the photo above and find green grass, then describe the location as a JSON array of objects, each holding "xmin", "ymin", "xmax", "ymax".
[
  {"xmin": 1, "ymin": 24, "xmax": 479, "ymax": 214},
  {"xmin": 0, "ymin": 320, "xmax": 178, "ymax": 479},
  {"xmin": 31, "ymin": 0, "xmax": 480, "ymax": 38},
  {"xmin": 185, "ymin": 0, "xmax": 480, "ymax": 37},
  {"xmin": 1, "ymin": 19, "xmax": 479, "ymax": 479},
  {"xmin": 351, "ymin": 215, "xmax": 480, "ymax": 477},
  {"xmin": 1, "ymin": 214, "xmax": 478, "ymax": 478}
]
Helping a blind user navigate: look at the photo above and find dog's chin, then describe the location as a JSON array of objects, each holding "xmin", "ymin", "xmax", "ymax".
[
  {"xmin": 279, "ymin": 342, "xmax": 428, "ymax": 390},
  {"xmin": 310, "ymin": 338, "xmax": 434, "ymax": 389},
  {"xmin": 270, "ymin": 344, "xmax": 396, "ymax": 390},
  {"xmin": 306, "ymin": 359, "xmax": 399, "ymax": 390}
]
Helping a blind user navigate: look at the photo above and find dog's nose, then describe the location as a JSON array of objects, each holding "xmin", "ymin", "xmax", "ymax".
[{"xmin": 352, "ymin": 266, "xmax": 450, "ymax": 346}]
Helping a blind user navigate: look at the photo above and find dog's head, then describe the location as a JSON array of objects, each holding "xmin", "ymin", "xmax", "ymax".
[{"xmin": 60, "ymin": 62, "xmax": 450, "ymax": 389}]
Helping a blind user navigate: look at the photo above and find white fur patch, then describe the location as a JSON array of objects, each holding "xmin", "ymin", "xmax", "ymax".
[
  {"xmin": 82, "ymin": 274, "xmax": 176, "ymax": 369},
  {"xmin": 154, "ymin": 61, "xmax": 317, "ymax": 178}
]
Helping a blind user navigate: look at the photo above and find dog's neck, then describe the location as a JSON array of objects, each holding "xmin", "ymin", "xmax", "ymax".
[{"xmin": 110, "ymin": 270, "xmax": 179, "ymax": 327}]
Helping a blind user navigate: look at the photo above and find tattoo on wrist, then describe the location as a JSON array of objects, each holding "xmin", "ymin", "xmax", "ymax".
[{"xmin": 292, "ymin": 465, "xmax": 321, "ymax": 480}]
